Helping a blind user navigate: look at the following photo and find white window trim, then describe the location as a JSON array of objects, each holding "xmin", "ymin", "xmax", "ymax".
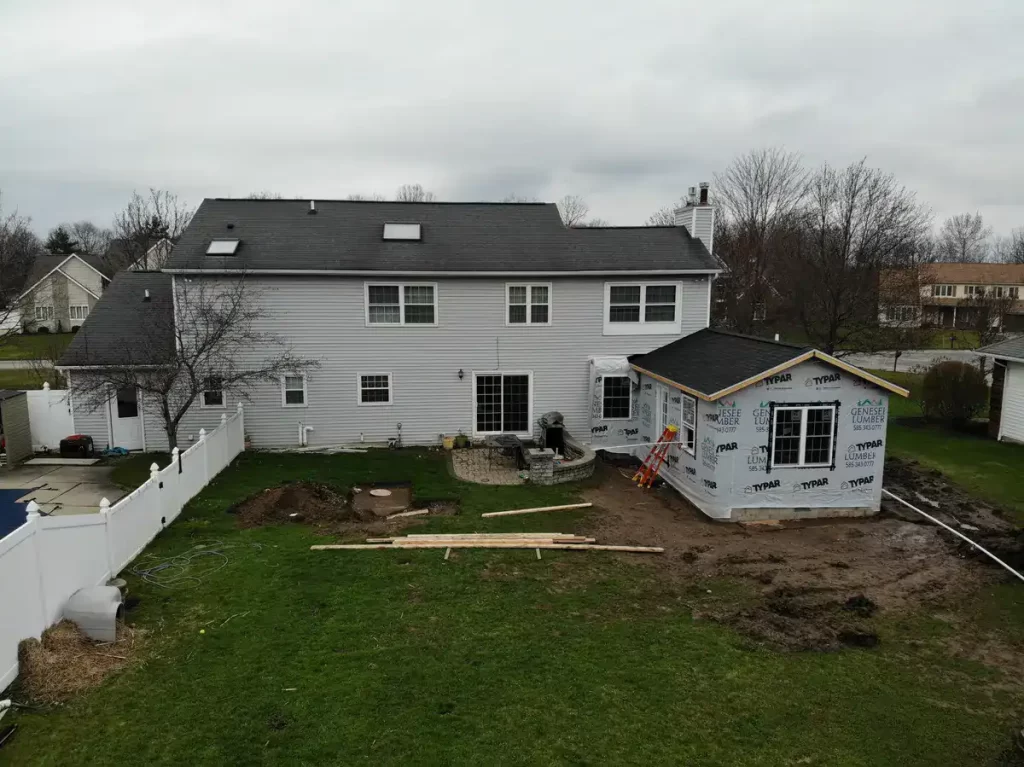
[
  {"xmin": 600, "ymin": 375, "xmax": 633, "ymax": 421},
  {"xmin": 769, "ymin": 404, "xmax": 837, "ymax": 469},
  {"xmin": 505, "ymin": 283, "xmax": 552, "ymax": 326},
  {"xmin": 357, "ymin": 372, "xmax": 393, "ymax": 406},
  {"xmin": 198, "ymin": 374, "xmax": 225, "ymax": 407},
  {"xmin": 281, "ymin": 373, "xmax": 309, "ymax": 408},
  {"xmin": 69, "ymin": 304, "xmax": 90, "ymax": 321},
  {"xmin": 932, "ymin": 284, "xmax": 956, "ymax": 298},
  {"xmin": 35, "ymin": 305, "xmax": 54, "ymax": 321},
  {"xmin": 364, "ymin": 282, "xmax": 439, "ymax": 327},
  {"xmin": 603, "ymin": 281, "xmax": 682, "ymax": 336},
  {"xmin": 471, "ymin": 370, "xmax": 534, "ymax": 438},
  {"xmin": 680, "ymin": 393, "xmax": 696, "ymax": 456}
]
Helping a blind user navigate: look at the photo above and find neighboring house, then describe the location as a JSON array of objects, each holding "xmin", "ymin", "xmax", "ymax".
[
  {"xmin": 58, "ymin": 194, "xmax": 908, "ymax": 521},
  {"xmin": 976, "ymin": 336, "xmax": 1024, "ymax": 444},
  {"xmin": 879, "ymin": 263, "xmax": 1024, "ymax": 331},
  {"xmin": 17, "ymin": 254, "xmax": 113, "ymax": 333}
]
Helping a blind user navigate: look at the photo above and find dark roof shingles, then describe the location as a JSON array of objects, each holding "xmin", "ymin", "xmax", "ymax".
[
  {"xmin": 59, "ymin": 273, "xmax": 175, "ymax": 367},
  {"xmin": 978, "ymin": 336, "xmax": 1024, "ymax": 360},
  {"xmin": 630, "ymin": 329, "xmax": 811, "ymax": 397},
  {"xmin": 164, "ymin": 199, "xmax": 719, "ymax": 273}
]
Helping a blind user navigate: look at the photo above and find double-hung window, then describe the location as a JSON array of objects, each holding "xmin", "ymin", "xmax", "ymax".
[
  {"xmin": 771, "ymin": 405, "xmax": 837, "ymax": 468},
  {"xmin": 507, "ymin": 284, "xmax": 550, "ymax": 325},
  {"xmin": 932, "ymin": 284, "xmax": 956, "ymax": 298},
  {"xmin": 1008, "ymin": 286, "xmax": 1020, "ymax": 299},
  {"xmin": 680, "ymin": 394, "xmax": 696, "ymax": 455},
  {"xmin": 601, "ymin": 376, "xmax": 632, "ymax": 419},
  {"xmin": 604, "ymin": 283, "xmax": 680, "ymax": 335},
  {"xmin": 69, "ymin": 305, "xmax": 90, "ymax": 321},
  {"xmin": 202, "ymin": 376, "xmax": 224, "ymax": 408},
  {"xmin": 358, "ymin": 373, "xmax": 392, "ymax": 405},
  {"xmin": 282, "ymin": 374, "xmax": 307, "ymax": 407},
  {"xmin": 35, "ymin": 305, "xmax": 54, "ymax": 321},
  {"xmin": 366, "ymin": 283, "xmax": 436, "ymax": 325}
]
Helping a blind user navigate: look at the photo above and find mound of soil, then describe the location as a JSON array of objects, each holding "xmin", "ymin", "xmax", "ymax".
[
  {"xmin": 17, "ymin": 620, "xmax": 141, "ymax": 704},
  {"xmin": 232, "ymin": 482, "xmax": 365, "ymax": 529},
  {"xmin": 580, "ymin": 456, "xmax": 1021, "ymax": 652}
]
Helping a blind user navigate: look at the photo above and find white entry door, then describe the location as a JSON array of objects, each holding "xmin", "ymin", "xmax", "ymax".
[{"xmin": 110, "ymin": 386, "xmax": 143, "ymax": 450}]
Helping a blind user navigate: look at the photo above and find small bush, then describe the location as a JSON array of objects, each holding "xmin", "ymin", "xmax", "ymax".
[
  {"xmin": 37, "ymin": 326, "xmax": 50, "ymax": 334},
  {"xmin": 920, "ymin": 361, "xmax": 989, "ymax": 428}
]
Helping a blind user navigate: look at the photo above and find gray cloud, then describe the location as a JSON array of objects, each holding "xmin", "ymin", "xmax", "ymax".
[{"xmin": 2, "ymin": 0, "xmax": 1023, "ymax": 236}]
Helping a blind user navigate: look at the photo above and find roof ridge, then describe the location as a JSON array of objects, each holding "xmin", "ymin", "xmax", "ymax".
[
  {"xmin": 705, "ymin": 328, "xmax": 809, "ymax": 350},
  {"xmin": 208, "ymin": 198, "xmax": 552, "ymax": 206}
]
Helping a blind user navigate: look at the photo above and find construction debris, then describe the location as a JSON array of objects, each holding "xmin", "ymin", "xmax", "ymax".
[
  {"xmin": 310, "ymin": 531, "xmax": 663, "ymax": 554},
  {"xmin": 480, "ymin": 502, "xmax": 593, "ymax": 518},
  {"xmin": 387, "ymin": 508, "xmax": 430, "ymax": 519}
]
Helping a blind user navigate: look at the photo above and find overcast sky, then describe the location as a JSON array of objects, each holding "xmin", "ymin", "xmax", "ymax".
[{"xmin": 2, "ymin": 0, "xmax": 1023, "ymax": 236}]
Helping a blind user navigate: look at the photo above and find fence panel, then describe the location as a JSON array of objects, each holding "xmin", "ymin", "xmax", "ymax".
[
  {"xmin": 25, "ymin": 386, "xmax": 74, "ymax": 452},
  {"xmin": 0, "ymin": 408, "xmax": 244, "ymax": 693}
]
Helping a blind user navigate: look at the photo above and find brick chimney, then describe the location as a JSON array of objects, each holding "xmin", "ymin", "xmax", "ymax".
[{"xmin": 674, "ymin": 181, "xmax": 715, "ymax": 255}]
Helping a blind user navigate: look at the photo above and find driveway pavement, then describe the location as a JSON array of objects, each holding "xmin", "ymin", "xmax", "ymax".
[
  {"xmin": 845, "ymin": 349, "xmax": 979, "ymax": 373},
  {"xmin": 0, "ymin": 464, "xmax": 125, "ymax": 517}
]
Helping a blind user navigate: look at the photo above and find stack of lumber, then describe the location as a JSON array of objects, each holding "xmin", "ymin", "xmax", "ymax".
[{"xmin": 310, "ymin": 532, "xmax": 663, "ymax": 553}]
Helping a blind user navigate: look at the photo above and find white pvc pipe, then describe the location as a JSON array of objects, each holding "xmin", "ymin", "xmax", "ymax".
[{"xmin": 881, "ymin": 489, "xmax": 1024, "ymax": 584}]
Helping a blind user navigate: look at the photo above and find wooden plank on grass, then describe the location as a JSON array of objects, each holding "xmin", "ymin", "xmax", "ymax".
[
  {"xmin": 313, "ymin": 543, "xmax": 662, "ymax": 553},
  {"xmin": 480, "ymin": 503, "xmax": 593, "ymax": 518}
]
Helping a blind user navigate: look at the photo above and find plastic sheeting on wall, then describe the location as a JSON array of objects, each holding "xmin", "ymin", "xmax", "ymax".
[{"xmin": 587, "ymin": 357, "xmax": 642, "ymax": 452}]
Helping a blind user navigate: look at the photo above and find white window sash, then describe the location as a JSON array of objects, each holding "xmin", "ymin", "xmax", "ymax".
[
  {"xmin": 505, "ymin": 283, "xmax": 552, "ymax": 326},
  {"xmin": 604, "ymin": 282, "xmax": 681, "ymax": 335},
  {"xmin": 281, "ymin": 373, "xmax": 308, "ymax": 408},
  {"xmin": 680, "ymin": 393, "xmax": 696, "ymax": 455},
  {"xmin": 770, "ymin": 405, "xmax": 836, "ymax": 468},
  {"xmin": 471, "ymin": 371, "xmax": 533, "ymax": 437},
  {"xmin": 365, "ymin": 283, "xmax": 438, "ymax": 326},
  {"xmin": 201, "ymin": 379, "xmax": 225, "ymax": 409},
  {"xmin": 357, "ymin": 372, "xmax": 393, "ymax": 406},
  {"xmin": 600, "ymin": 375, "xmax": 632, "ymax": 420}
]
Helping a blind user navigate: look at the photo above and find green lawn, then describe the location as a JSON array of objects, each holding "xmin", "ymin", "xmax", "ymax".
[
  {"xmin": 0, "ymin": 332, "xmax": 75, "ymax": 361},
  {"xmin": 869, "ymin": 368, "xmax": 1024, "ymax": 520},
  {"xmin": 4, "ymin": 450, "xmax": 1023, "ymax": 765},
  {"xmin": 0, "ymin": 368, "xmax": 60, "ymax": 391}
]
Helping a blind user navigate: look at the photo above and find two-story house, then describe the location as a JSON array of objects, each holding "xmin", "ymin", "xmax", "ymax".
[
  {"xmin": 15, "ymin": 254, "xmax": 113, "ymax": 333},
  {"xmin": 879, "ymin": 263, "xmax": 1024, "ymax": 331},
  {"xmin": 58, "ymin": 195, "xmax": 907, "ymax": 522}
]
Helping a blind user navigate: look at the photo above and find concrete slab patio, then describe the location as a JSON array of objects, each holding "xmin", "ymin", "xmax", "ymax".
[{"xmin": 0, "ymin": 463, "xmax": 125, "ymax": 517}]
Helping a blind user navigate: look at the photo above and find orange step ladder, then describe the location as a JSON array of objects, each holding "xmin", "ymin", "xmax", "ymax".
[{"xmin": 632, "ymin": 425, "xmax": 678, "ymax": 488}]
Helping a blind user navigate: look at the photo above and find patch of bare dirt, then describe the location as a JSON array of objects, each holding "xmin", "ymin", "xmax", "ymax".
[
  {"xmin": 579, "ymin": 457, "xmax": 1021, "ymax": 652},
  {"xmin": 16, "ymin": 620, "xmax": 142, "ymax": 704}
]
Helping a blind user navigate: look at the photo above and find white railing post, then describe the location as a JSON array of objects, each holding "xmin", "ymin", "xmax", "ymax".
[
  {"xmin": 25, "ymin": 501, "xmax": 49, "ymax": 625},
  {"xmin": 198, "ymin": 428, "xmax": 210, "ymax": 486},
  {"xmin": 99, "ymin": 497, "xmax": 114, "ymax": 579},
  {"xmin": 169, "ymin": 447, "xmax": 181, "ymax": 518},
  {"xmin": 150, "ymin": 462, "xmax": 162, "ymax": 527}
]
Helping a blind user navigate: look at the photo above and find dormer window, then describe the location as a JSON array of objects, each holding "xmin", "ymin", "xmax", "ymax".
[
  {"xmin": 382, "ymin": 223, "xmax": 421, "ymax": 241},
  {"xmin": 207, "ymin": 239, "xmax": 240, "ymax": 255}
]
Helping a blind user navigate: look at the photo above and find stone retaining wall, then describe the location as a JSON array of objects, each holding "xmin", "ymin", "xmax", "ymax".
[{"xmin": 527, "ymin": 433, "xmax": 596, "ymax": 485}]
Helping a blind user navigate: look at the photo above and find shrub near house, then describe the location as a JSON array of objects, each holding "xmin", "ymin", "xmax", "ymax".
[{"xmin": 921, "ymin": 361, "xmax": 989, "ymax": 428}]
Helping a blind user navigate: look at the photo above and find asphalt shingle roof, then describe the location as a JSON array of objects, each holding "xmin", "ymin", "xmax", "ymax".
[
  {"xmin": 163, "ymin": 199, "xmax": 720, "ymax": 273},
  {"xmin": 630, "ymin": 329, "xmax": 812, "ymax": 398},
  {"xmin": 59, "ymin": 272, "xmax": 175, "ymax": 367},
  {"xmin": 22, "ymin": 254, "xmax": 112, "ymax": 295},
  {"xmin": 978, "ymin": 336, "xmax": 1024, "ymax": 360}
]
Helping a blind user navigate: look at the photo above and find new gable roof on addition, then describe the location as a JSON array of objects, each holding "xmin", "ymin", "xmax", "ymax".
[
  {"xmin": 630, "ymin": 329, "xmax": 909, "ymax": 400},
  {"xmin": 163, "ymin": 199, "xmax": 720, "ymax": 275}
]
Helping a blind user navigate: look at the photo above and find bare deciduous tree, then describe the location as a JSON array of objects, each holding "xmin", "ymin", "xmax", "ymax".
[
  {"xmin": 395, "ymin": 184, "xmax": 436, "ymax": 203},
  {"xmin": 109, "ymin": 189, "xmax": 194, "ymax": 272},
  {"xmin": 347, "ymin": 193, "xmax": 387, "ymax": 202},
  {"xmin": 68, "ymin": 221, "xmax": 113, "ymax": 255},
  {"xmin": 246, "ymin": 191, "xmax": 283, "ymax": 200},
  {"xmin": 645, "ymin": 204, "xmax": 680, "ymax": 226},
  {"xmin": 960, "ymin": 289, "xmax": 1015, "ymax": 346},
  {"xmin": 936, "ymin": 212, "xmax": 992, "ymax": 263},
  {"xmin": 0, "ymin": 196, "xmax": 41, "ymax": 341},
  {"xmin": 712, "ymin": 148, "xmax": 809, "ymax": 333},
  {"xmin": 556, "ymin": 195, "xmax": 590, "ymax": 227},
  {"xmin": 500, "ymin": 194, "xmax": 540, "ymax": 203},
  {"xmin": 778, "ymin": 159, "xmax": 931, "ymax": 354},
  {"xmin": 68, "ymin": 277, "xmax": 319, "ymax": 450},
  {"xmin": 992, "ymin": 228, "xmax": 1024, "ymax": 264}
]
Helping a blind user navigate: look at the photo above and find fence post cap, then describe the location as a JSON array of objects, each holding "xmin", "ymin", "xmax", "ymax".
[
  {"xmin": 26, "ymin": 500, "xmax": 41, "ymax": 517},
  {"xmin": 237, "ymin": 402, "xmax": 244, "ymax": 412},
  {"xmin": 150, "ymin": 462, "xmax": 160, "ymax": 477},
  {"xmin": 99, "ymin": 497, "xmax": 111, "ymax": 511},
  {"xmin": 43, "ymin": 382, "xmax": 50, "ymax": 391},
  {"xmin": 199, "ymin": 428, "xmax": 207, "ymax": 440},
  {"xmin": 171, "ymin": 446, "xmax": 180, "ymax": 457},
  {"xmin": 221, "ymin": 413, "xmax": 228, "ymax": 424}
]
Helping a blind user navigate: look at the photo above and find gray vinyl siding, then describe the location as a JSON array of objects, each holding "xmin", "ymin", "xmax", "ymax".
[
  {"xmin": 1001, "ymin": 361, "xmax": 1024, "ymax": 443},
  {"xmin": 67, "ymin": 372, "xmax": 111, "ymax": 450},
  {"xmin": 174, "ymin": 275, "xmax": 712, "ymax": 449}
]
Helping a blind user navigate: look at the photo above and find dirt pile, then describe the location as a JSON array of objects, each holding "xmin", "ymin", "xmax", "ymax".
[
  {"xmin": 17, "ymin": 620, "xmax": 141, "ymax": 704},
  {"xmin": 232, "ymin": 482, "xmax": 368, "ymax": 529},
  {"xmin": 581, "ymin": 457, "xmax": 1018, "ymax": 651}
]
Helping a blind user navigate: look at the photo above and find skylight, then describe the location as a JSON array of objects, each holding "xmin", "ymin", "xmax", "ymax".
[
  {"xmin": 383, "ymin": 223, "xmax": 421, "ymax": 241},
  {"xmin": 206, "ymin": 239, "xmax": 240, "ymax": 255}
]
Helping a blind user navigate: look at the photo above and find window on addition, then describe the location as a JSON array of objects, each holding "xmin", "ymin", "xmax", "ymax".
[
  {"xmin": 771, "ymin": 405, "xmax": 837, "ymax": 468},
  {"xmin": 601, "ymin": 376, "xmax": 632, "ymax": 419},
  {"xmin": 680, "ymin": 394, "xmax": 696, "ymax": 455}
]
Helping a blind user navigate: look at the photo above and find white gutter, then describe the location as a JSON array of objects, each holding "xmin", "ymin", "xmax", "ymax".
[
  {"xmin": 163, "ymin": 268, "xmax": 723, "ymax": 277},
  {"xmin": 56, "ymin": 364, "xmax": 174, "ymax": 371}
]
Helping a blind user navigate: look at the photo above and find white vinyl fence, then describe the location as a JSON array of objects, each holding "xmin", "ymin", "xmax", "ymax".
[
  {"xmin": 26, "ymin": 383, "xmax": 74, "ymax": 452},
  {"xmin": 0, "ymin": 404, "xmax": 245, "ymax": 692}
]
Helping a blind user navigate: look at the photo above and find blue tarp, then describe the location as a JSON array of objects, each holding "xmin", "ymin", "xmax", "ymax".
[{"xmin": 0, "ymin": 489, "xmax": 33, "ymax": 540}]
